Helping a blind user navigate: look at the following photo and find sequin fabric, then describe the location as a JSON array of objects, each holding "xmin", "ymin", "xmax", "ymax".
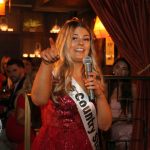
[{"xmin": 31, "ymin": 95, "xmax": 93, "ymax": 150}]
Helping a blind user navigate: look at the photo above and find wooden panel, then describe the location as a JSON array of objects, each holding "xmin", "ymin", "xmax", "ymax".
[
  {"xmin": 0, "ymin": 32, "xmax": 21, "ymax": 59},
  {"xmin": 34, "ymin": 0, "xmax": 91, "ymax": 12}
]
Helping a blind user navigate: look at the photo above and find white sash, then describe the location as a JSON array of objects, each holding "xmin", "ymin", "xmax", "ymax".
[{"xmin": 69, "ymin": 78, "xmax": 100, "ymax": 150}]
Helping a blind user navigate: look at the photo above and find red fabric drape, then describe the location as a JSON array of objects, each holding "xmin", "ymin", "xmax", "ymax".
[{"xmin": 88, "ymin": 0, "xmax": 150, "ymax": 149}]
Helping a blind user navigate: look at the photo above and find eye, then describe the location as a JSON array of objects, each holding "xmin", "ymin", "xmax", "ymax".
[
  {"xmin": 72, "ymin": 36, "xmax": 78, "ymax": 40},
  {"xmin": 83, "ymin": 38, "xmax": 90, "ymax": 41}
]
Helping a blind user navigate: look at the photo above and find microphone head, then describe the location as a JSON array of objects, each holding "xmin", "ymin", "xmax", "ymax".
[{"xmin": 83, "ymin": 56, "xmax": 92, "ymax": 64}]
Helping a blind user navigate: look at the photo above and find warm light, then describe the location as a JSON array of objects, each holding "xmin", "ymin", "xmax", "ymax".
[
  {"xmin": 35, "ymin": 54, "xmax": 41, "ymax": 58},
  {"xmin": 7, "ymin": 28, "xmax": 13, "ymax": 31},
  {"xmin": 23, "ymin": 53, "xmax": 29, "ymax": 58},
  {"xmin": 105, "ymin": 36, "xmax": 114, "ymax": 65},
  {"xmin": 29, "ymin": 54, "xmax": 35, "ymax": 58},
  {"xmin": 50, "ymin": 24, "xmax": 60, "ymax": 33},
  {"xmin": 34, "ymin": 50, "xmax": 41, "ymax": 58},
  {"xmin": 34, "ymin": 50, "xmax": 40, "ymax": 55},
  {"xmin": 93, "ymin": 16, "xmax": 109, "ymax": 39},
  {"xmin": 0, "ymin": 23, "xmax": 8, "ymax": 31},
  {"xmin": 0, "ymin": 0, "xmax": 5, "ymax": 16},
  {"xmin": 23, "ymin": 53, "xmax": 41, "ymax": 58}
]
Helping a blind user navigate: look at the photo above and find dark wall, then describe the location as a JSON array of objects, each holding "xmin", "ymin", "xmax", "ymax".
[{"xmin": 0, "ymin": 32, "xmax": 22, "ymax": 59}]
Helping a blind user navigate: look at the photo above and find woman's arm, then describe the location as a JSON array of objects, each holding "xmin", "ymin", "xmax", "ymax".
[
  {"xmin": 16, "ymin": 107, "xmax": 25, "ymax": 126},
  {"xmin": 132, "ymin": 83, "xmax": 137, "ymax": 100},
  {"xmin": 15, "ymin": 94, "xmax": 25, "ymax": 126},
  {"xmin": 131, "ymin": 82, "xmax": 137, "ymax": 117},
  {"xmin": 84, "ymin": 72, "xmax": 112, "ymax": 131},
  {"xmin": 31, "ymin": 62, "xmax": 53, "ymax": 106},
  {"xmin": 96, "ymin": 94, "xmax": 112, "ymax": 131},
  {"xmin": 31, "ymin": 38, "xmax": 59, "ymax": 106}
]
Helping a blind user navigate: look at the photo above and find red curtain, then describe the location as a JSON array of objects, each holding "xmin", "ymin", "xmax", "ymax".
[{"xmin": 88, "ymin": 0, "xmax": 150, "ymax": 149}]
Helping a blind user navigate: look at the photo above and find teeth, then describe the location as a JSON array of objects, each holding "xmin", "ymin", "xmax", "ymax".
[{"xmin": 76, "ymin": 48, "xmax": 83, "ymax": 52}]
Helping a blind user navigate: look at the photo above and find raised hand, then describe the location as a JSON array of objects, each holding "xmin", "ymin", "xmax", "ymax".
[{"xmin": 41, "ymin": 38, "xmax": 60, "ymax": 64}]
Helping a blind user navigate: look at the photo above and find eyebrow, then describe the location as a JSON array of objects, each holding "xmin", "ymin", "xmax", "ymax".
[
  {"xmin": 121, "ymin": 66, "xmax": 128, "ymax": 69},
  {"xmin": 73, "ymin": 34, "xmax": 90, "ymax": 37}
]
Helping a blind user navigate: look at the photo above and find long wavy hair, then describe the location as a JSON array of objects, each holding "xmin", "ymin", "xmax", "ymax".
[
  {"xmin": 0, "ymin": 56, "xmax": 10, "ymax": 75},
  {"xmin": 51, "ymin": 18, "xmax": 103, "ymax": 98}
]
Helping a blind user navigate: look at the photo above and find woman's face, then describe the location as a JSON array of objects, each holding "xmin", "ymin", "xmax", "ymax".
[
  {"xmin": 69, "ymin": 26, "xmax": 90, "ymax": 63},
  {"xmin": 23, "ymin": 60, "xmax": 32, "ymax": 74},
  {"xmin": 2, "ymin": 57, "xmax": 10, "ymax": 73},
  {"xmin": 113, "ymin": 61, "xmax": 129, "ymax": 76}
]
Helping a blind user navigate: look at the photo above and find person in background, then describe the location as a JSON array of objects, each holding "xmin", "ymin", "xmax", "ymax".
[
  {"xmin": 31, "ymin": 18, "xmax": 112, "ymax": 150},
  {"xmin": 107, "ymin": 57, "xmax": 137, "ymax": 150},
  {"xmin": 22, "ymin": 57, "xmax": 42, "ymax": 137},
  {"xmin": 22, "ymin": 57, "xmax": 36, "ymax": 94},
  {"xmin": 0, "ymin": 56, "xmax": 12, "ymax": 150},
  {"xmin": 4, "ymin": 58, "xmax": 35, "ymax": 150},
  {"xmin": 0, "ymin": 56, "xmax": 12, "ymax": 91},
  {"xmin": 0, "ymin": 73, "xmax": 4, "ymax": 92},
  {"xmin": 22, "ymin": 57, "xmax": 33, "ymax": 75},
  {"xmin": 0, "ymin": 56, "xmax": 12, "ymax": 101}
]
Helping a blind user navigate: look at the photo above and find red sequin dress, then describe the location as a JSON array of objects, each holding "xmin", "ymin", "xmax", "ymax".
[{"xmin": 31, "ymin": 95, "xmax": 93, "ymax": 150}]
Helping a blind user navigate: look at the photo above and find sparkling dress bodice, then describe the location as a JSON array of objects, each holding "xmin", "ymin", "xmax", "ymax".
[{"xmin": 31, "ymin": 95, "xmax": 93, "ymax": 150}]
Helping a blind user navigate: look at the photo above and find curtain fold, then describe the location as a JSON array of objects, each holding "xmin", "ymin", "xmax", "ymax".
[
  {"xmin": 88, "ymin": 0, "xmax": 149, "ymax": 74},
  {"xmin": 88, "ymin": 0, "xmax": 150, "ymax": 149}
]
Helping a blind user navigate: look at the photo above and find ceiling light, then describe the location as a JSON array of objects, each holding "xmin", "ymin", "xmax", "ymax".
[
  {"xmin": 93, "ymin": 16, "xmax": 109, "ymax": 38},
  {"xmin": 0, "ymin": 0, "xmax": 5, "ymax": 16},
  {"xmin": 50, "ymin": 24, "xmax": 60, "ymax": 33}
]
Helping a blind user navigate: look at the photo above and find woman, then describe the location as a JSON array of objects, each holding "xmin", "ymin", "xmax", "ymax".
[
  {"xmin": 22, "ymin": 57, "xmax": 37, "ymax": 94},
  {"xmin": 31, "ymin": 18, "xmax": 112, "ymax": 150},
  {"xmin": 108, "ymin": 58, "xmax": 137, "ymax": 150},
  {"xmin": 4, "ymin": 58, "xmax": 36, "ymax": 150},
  {"xmin": 5, "ymin": 92, "xmax": 36, "ymax": 150},
  {"xmin": 0, "ymin": 56, "xmax": 12, "ymax": 91}
]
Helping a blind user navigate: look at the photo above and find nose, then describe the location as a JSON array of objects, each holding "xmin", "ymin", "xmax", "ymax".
[{"xmin": 78, "ymin": 38, "xmax": 83, "ymax": 45}]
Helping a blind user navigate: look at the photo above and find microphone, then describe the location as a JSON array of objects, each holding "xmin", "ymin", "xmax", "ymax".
[{"xmin": 83, "ymin": 56, "xmax": 95, "ymax": 101}]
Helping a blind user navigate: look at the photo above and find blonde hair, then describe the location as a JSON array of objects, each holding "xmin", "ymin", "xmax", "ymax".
[
  {"xmin": 0, "ymin": 56, "xmax": 10, "ymax": 74},
  {"xmin": 52, "ymin": 18, "xmax": 103, "ymax": 98}
]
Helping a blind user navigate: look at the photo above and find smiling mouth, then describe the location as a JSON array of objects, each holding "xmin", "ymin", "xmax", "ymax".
[{"xmin": 75, "ymin": 48, "xmax": 84, "ymax": 52}]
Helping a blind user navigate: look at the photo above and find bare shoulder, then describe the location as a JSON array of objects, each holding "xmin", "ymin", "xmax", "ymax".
[
  {"xmin": 132, "ymin": 82, "xmax": 137, "ymax": 90},
  {"xmin": 131, "ymin": 82, "xmax": 137, "ymax": 98}
]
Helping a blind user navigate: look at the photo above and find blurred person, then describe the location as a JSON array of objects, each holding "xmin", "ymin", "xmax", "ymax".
[
  {"xmin": 0, "ymin": 56, "xmax": 12, "ymax": 91},
  {"xmin": 0, "ymin": 72, "xmax": 5, "ymax": 90},
  {"xmin": 0, "ymin": 56, "xmax": 12, "ymax": 150},
  {"xmin": 4, "ymin": 58, "xmax": 35, "ymax": 150},
  {"xmin": 22, "ymin": 57, "xmax": 36, "ymax": 94},
  {"xmin": 31, "ymin": 18, "xmax": 112, "ymax": 150},
  {"xmin": 0, "ymin": 56, "xmax": 10, "ymax": 76},
  {"xmin": 107, "ymin": 58, "xmax": 137, "ymax": 150},
  {"xmin": 0, "ymin": 56, "xmax": 11, "ymax": 115}
]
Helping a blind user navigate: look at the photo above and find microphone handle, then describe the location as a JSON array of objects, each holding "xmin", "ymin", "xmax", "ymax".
[
  {"xmin": 89, "ymin": 89, "xmax": 95, "ymax": 101},
  {"xmin": 85, "ymin": 63, "xmax": 95, "ymax": 101}
]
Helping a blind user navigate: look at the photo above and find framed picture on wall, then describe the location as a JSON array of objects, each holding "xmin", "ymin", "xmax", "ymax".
[{"xmin": 23, "ymin": 11, "xmax": 43, "ymax": 32}]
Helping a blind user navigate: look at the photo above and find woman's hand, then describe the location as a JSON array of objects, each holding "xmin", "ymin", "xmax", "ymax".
[
  {"xmin": 41, "ymin": 38, "xmax": 59, "ymax": 64},
  {"xmin": 84, "ymin": 72, "xmax": 112, "ymax": 130},
  {"xmin": 84, "ymin": 72, "xmax": 105, "ymax": 99}
]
